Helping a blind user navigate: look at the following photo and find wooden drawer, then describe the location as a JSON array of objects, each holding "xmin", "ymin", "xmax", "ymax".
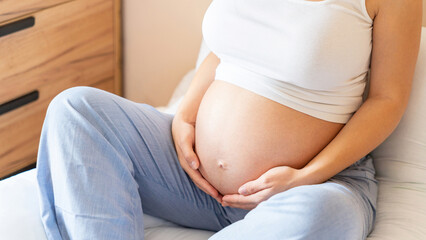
[
  {"xmin": 0, "ymin": 0, "xmax": 72, "ymax": 24},
  {"xmin": 0, "ymin": 0, "xmax": 121, "ymax": 178},
  {"xmin": 0, "ymin": 0, "xmax": 115, "ymax": 103}
]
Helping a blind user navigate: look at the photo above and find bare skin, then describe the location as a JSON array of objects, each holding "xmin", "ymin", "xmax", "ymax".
[
  {"xmin": 173, "ymin": 0, "xmax": 421, "ymax": 206},
  {"xmin": 192, "ymin": 1, "xmax": 378, "ymax": 196},
  {"xmin": 194, "ymin": 80, "xmax": 343, "ymax": 195}
]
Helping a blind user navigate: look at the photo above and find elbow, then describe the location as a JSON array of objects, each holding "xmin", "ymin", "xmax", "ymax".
[{"xmin": 367, "ymin": 95, "xmax": 410, "ymax": 123}]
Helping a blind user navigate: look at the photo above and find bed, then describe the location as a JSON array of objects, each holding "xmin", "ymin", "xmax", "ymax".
[{"xmin": 1, "ymin": 27, "xmax": 426, "ymax": 240}]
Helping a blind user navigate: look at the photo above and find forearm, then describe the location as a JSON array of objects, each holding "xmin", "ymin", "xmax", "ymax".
[
  {"xmin": 298, "ymin": 96, "xmax": 408, "ymax": 186},
  {"xmin": 175, "ymin": 52, "xmax": 220, "ymax": 123}
]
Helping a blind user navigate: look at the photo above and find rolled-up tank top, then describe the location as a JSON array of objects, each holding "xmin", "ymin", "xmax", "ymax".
[{"xmin": 202, "ymin": 0, "xmax": 373, "ymax": 123}]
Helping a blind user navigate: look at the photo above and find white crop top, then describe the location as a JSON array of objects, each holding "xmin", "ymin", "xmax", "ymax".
[{"xmin": 202, "ymin": 0, "xmax": 373, "ymax": 123}]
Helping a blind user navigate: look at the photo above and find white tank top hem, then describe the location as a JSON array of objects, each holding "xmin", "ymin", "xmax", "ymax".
[
  {"xmin": 215, "ymin": 60, "xmax": 362, "ymax": 123},
  {"xmin": 202, "ymin": 0, "xmax": 374, "ymax": 124}
]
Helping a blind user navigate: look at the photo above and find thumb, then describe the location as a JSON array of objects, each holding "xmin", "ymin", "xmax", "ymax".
[
  {"xmin": 238, "ymin": 178, "xmax": 266, "ymax": 196},
  {"xmin": 181, "ymin": 143, "xmax": 200, "ymax": 170}
]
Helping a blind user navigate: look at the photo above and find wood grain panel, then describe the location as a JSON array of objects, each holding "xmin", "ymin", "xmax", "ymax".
[
  {"xmin": 0, "ymin": 0, "xmax": 115, "ymax": 103},
  {"xmin": 0, "ymin": 78, "xmax": 115, "ymax": 178},
  {"xmin": 0, "ymin": 0, "xmax": 118, "ymax": 178},
  {"xmin": 113, "ymin": 0, "xmax": 123, "ymax": 96},
  {"xmin": 0, "ymin": 0, "xmax": 73, "ymax": 24}
]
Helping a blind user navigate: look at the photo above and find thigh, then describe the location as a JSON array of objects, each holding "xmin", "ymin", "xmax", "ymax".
[
  {"xmin": 75, "ymin": 87, "xmax": 235, "ymax": 231},
  {"xmin": 110, "ymin": 94, "xmax": 252, "ymax": 231},
  {"xmin": 127, "ymin": 103, "xmax": 241, "ymax": 231},
  {"xmin": 38, "ymin": 86, "xmax": 242, "ymax": 235},
  {"xmin": 328, "ymin": 154, "xmax": 378, "ymax": 236},
  {"xmin": 210, "ymin": 155, "xmax": 378, "ymax": 240}
]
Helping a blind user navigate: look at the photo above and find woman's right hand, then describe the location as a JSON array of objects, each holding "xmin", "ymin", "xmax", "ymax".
[{"xmin": 171, "ymin": 114, "xmax": 223, "ymax": 204}]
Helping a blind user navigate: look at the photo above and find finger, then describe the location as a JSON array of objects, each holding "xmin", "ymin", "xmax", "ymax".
[
  {"xmin": 222, "ymin": 201, "xmax": 256, "ymax": 210},
  {"xmin": 238, "ymin": 176, "xmax": 269, "ymax": 196},
  {"xmin": 223, "ymin": 189, "xmax": 270, "ymax": 205},
  {"xmin": 191, "ymin": 169, "xmax": 222, "ymax": 198},
  {"xmin": 194, "ymin": 176, "xmax": 223, "ymax": 203},
  {"xmin": 177, "ymin": 153, "xmax": 214, "ymax": 196},
  {"xmin": 194, "ymin": 181, "xmax": 223, "ymax": 203},
  {"xmin": 193, "ymin": 181, "xmax": 214, "ymax": 199},
  {"xmin": 179, "ymin": 139, "xmax": 200, "ymax": 170},
  {"xmin": 179, "ymin": 161, "xmax": 223, "ymax": 203},
  {"xmin": 194, "ymin": 180, "xmax": 223, "ymax": 204},
  {"xmin": 176, "ymin": 145, "xmax": 224, "ymax": 203},
  {"xmin": 222, "ymin": 194, "xmax": 249, "ymax": 204},
  {"xmin": 191, "ymin": 177, "xmax": 221, "ymax": 200},
  {"xmin": 176, "ymin": 148, "xmax": 223, "ymax": 201}
]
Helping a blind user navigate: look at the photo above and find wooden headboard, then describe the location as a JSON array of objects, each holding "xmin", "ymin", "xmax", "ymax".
[{"xmin": 123, "ymin": 0, "xmax": 426, "ymax": 107}]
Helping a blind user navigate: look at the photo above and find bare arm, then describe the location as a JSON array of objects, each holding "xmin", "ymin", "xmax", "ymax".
[
  {"xmin": 171, "ymin": 51, "xmax": 224, "ymax": 203},
  {"xmin": 299, "ymin": 0, "xmax": 423, "ymax": 185},
  {"xmin": 175, "ymin": 51, "xmax": 220, "ymax": 123},
  {"xmin": 219, "ymin": 0, "xmax": 423, "ymax": 210}
]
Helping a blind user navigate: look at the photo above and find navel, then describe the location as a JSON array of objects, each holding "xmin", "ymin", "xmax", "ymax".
[{"xmin": 218, "ymin": 160, "xmax": 227, "ymax": 169}]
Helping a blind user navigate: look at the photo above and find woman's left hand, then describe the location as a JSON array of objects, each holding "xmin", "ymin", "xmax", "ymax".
[{"xmin": 221, "ymin": 166, "xmax": 304, "ymax": 210}]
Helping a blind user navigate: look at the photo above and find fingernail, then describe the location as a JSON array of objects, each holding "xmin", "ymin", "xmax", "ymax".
[{"xmin": 190, "ymin": 161, "xmax": 197, "ymax": 169}]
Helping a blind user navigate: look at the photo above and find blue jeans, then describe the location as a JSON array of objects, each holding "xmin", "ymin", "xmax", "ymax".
[{"xmin": 36, "ymin": 86, "xmax": 378, "ymax": 240}]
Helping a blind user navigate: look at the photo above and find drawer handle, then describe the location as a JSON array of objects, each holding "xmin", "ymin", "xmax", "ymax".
[
  {"xmin": 0, "ymin": 16, "xmax": 35, "ymax": 38},
  {"xmin": 0, "ymin": 90, "xmax": 39, "ymax": 115}
]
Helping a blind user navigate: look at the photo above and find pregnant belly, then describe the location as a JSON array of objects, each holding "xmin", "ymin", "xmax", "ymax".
[{"xmin": 195, "ymin": 80, "xmax": 345, "ymax": 196}]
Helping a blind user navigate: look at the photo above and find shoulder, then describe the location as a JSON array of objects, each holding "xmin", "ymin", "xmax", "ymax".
[
  {"xmin": 365, "ymin": 0, "xmax": 422, "ymax": 101},
  {"xmin": 368, "ymin": 0, "xmax": 422, "ymax": 22}
]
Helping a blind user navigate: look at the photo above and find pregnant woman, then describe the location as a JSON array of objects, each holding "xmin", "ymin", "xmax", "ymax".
[{"xmin": 36, "ymin": 0, "xmax": 422, "ymax": 239}]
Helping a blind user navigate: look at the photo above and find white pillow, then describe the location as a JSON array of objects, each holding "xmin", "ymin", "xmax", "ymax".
[{"xmin": 370, "ymin": 28, "xmax": 426, "ymax": 184}]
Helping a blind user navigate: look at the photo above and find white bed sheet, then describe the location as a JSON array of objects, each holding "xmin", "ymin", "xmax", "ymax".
[
  {"xmin": 0, "ymin": 169, "xmax": 216, "ymax": 240},
  {"xmin": 2, "ymin": 162, "xmax": 426, "ymax": 239}
]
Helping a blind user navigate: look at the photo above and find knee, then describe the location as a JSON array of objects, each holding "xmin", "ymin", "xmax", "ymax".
[
  {"xmin": 49, "ymin": 86, "xmax": 103, "ymax": 109},
  {"xmin": 46, "ymin": 86, "xmax": 107, "ymax": 119},
  {"xmin": 295, "ymin": 184, "xmax": 358, "ymax": 217},
  {"xmin": 250, "ymin": 183, "xmax": 365, "ymax": 239}
]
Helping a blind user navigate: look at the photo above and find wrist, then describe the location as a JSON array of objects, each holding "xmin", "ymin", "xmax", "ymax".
[
  {"xmin": 296, "ymin": 164, "xmax": 324, "ymax": 187},
  {"xmin": 175, "ymin": 108, "xmax": 197, "ymax": 124}
]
